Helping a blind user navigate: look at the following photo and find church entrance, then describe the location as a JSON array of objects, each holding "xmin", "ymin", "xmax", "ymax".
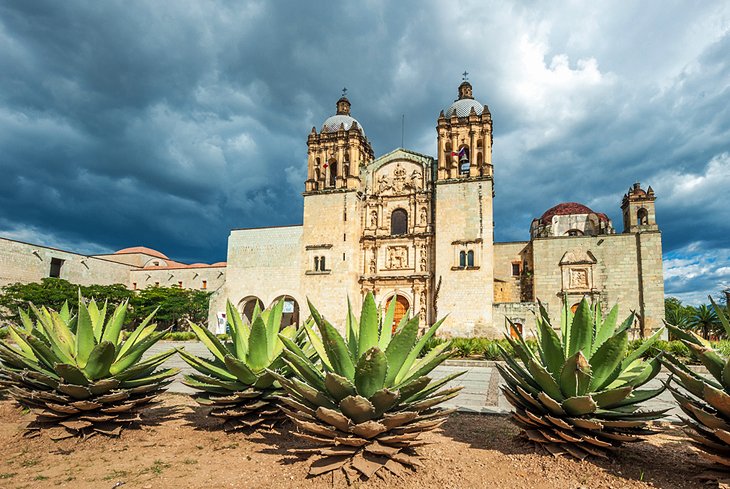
[{"xmin": 386, "ymin": 294, "xmax": 410, "ymax": 333}]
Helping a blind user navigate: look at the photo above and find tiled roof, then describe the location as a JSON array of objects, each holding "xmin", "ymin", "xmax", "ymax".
[
  {"xmin": 540, "ymin": 202, "xmax": 609, "ymax": 225},
  {"xmin": 114, "ymin": 246, "xmax": 169, "ymax": 259}
]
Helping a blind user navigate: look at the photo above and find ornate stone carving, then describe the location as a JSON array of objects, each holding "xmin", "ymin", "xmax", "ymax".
[
  {"xmin": 410, "ymin": 169, "xmax": 422, "ymax": 189},
  {"xmin": 369, "ymin": 256, "xmax": 376, "ymax": 274},
  {"xmin": 569, "ymin": 268, "xmax": 589, "ymax": 289},
  {"xmin": 370, "ymin": 209, "xmax": 378, "ymax": 228},
  {"xmin": 419, "ymin": 207, "xmax": 427, "ymax": 225},
  {"xmin": 392, "ymin": 164, "xmax": 407, "ymax": 193},
  {"xmin": 386, "ymin": 246, "xmax": 408, "ymax": 269}
]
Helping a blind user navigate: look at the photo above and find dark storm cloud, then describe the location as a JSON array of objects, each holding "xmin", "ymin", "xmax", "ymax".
[{"xmin": 0, "ymin": 1, "xmax": 728, "ymax": 302}]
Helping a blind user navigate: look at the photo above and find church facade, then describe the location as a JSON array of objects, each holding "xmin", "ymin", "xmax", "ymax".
[
  {"xmin": 0, "ymin": 81, "xmax": 665, "ymax": 338},
  {"xmin": 209, "ymin": 81, "xmax": 665, "ymax": 338}
]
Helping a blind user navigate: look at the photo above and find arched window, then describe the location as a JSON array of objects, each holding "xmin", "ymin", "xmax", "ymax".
[
  {"xmin": 272, "ymin": 295, "xmax": 300, "ymax": 328},
  {"xmin": 314, "ymin": 256, "xmax": 320, "ymax": 271},
  {"xmin": 637, "ymin": 208, "xmax": 649, "ymax": 225},
  {"xmin": 320, "ymin": 256, "xmax": 326, "ymax": 271},
  {"xmin": 343, "ymin": 164, "xmax": 349, "ymax": 178},
  {"xmin": 566, "ymin": 229, "xmax": 584, "ymax": 237},
  {"xmin": 390, "ymin": 209, "xmax": 408, "ymax": 235},
  {"xmin": 458, "ymin": 145, "xmax": 470, "ymax": 174},
  {"xmin": 467, "ymin": 250, "xmax": 474, "ymax": 267},
  {"xmin": 329, "ymin": 161, "xmax": 338, "ymax": 187},
  {"xmin": 459, "ymin": 251, "xmax": 466, "ymax": 268},
  {"xmin": 239, "ymin": 296, "xmax": 264, "ymax": 324}
]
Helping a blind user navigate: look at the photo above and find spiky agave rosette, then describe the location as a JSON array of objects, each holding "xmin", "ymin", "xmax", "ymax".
[
  {"xmin": 0, "ymin": 297, "xmax": 177, "ymax": 439},
  {"xmin": 661, "ymin": 296, "xmax": 730, "ymax": 468},
  {"xmin": 496, "ymin": 298, "xmax": 668, "ymax": 459},
  {"xmin": 268, "ymin": 293, "xmax": 465, "ymax": 483},
  {"xmin": 178, "ymin": 299, "xmax": 306, "ymax": 431}
]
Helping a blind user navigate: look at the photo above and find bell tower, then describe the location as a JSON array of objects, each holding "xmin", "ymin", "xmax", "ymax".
[
  {"xmin": 622, "ymin": 182, "xmax": 658, "ymax": 233},
  {"xmin": 305, "ymin": 91, "xmax": 374, "ymax": 193},
  {"xmin": 436, "ymin": 77, "xmax": 493, "ymax": 180},
  {"xmin": 433, "ymin": 76, "xmax": 496, "ymax": 336}
]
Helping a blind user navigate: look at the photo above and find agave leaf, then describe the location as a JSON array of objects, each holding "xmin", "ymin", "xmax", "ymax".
[
  {"xmin": 101, "ymin": 302, "xmax": 127, "ymax": 345},
  {"xmin": 226, "ymin": 300, "xmax": 249, "ymax": 360},
  {"xmin": 324, "ymin": 372, "xmax": 357, "ymax": 402},
  {"xmin": 59, "ymin": 301, "xmax": 71, "ymax": 323},
  {"xmin": 189, "ymin": 320, "xmax": 229, "ymax": 364},
  {"xmin": 23, "ymin": 333, "xmax": 64, "ymax": 371},
  {"xmin": 55, "ymin": 363, "xmax": 90, "ymax": 385},
  {"xmin": 109, "ymin": 330, "xmax": 167, "ymax": 375},
  {"xmin": 339, "ymin": 395, "xmax": 376, "ymax": 424},
  {"xmin": 7, "ymin": 325, "xmax": 37, "ymax": 360},
  {"xmin": 528, "ymin": 358, "xmax": 564, "ymax": 401},
  {"xmin": 592, "ymin": 304, "xmax": 618, "ymax": 355},
  {"xmin": 282, "ymin": 349, "xmax": 325, "ymax": 390},
  {"xmin": 19, "ymin": 308, "xmax": 36, "ymax": 333},
  {"xmin": 308, "ymin": 300, "xmax": 355, "ymax": 380},
  {"xmin": 703, "ymin": 383, "xmax": 730, "ymax": 418},
  {"xmin": 536, "ymin": 305, "xmax": 564, "ymax": 380},
  {"xmin": 710, "ymin": 296, "xmax": 730, "ymax": 338},
  {"xmin": 624, "ymin": 356, "xmax": 662, "ymax": 388},
  {"xmin": 397, "ymin": 375, "xmax": 431, "ymax": 401},
  {"xmin": 246, "ymin": 315, "xmax": 270, "ymax": 372},
  {"xmin": 589, "ymin": 329, "xmax": 628, "ymax": 391},
  {"xmin": 384, "ymin": 315, "xmax": 420, "ymax": 386},
  {"xmin": 559, "ymin": 351, "xmax": 591, "ymax": 398},
  {"xmin": 83, "ymin": 341, "xmax": 116, "ymax": 381},
  {"xmin": 723, "ymin": 358, "xmax": 730, "ymax": 391},
  {"xmin": 49, "ymin": 311, "xmax": 75, "ymax": 359},
  {"xmin": 620, "ymin": 327, "xmax": 664, "ymax": 371},
  {"xmin": 358, "ymin": 292, "xmax": 379, "ymax": 359},
  {"xmin": 112, "ymin": 349, "xmax": 177, "ymax": 381},
  {"xmin": 378, "ymin": 295, "xmax": 397, "ymax": 351},
  {"xmin": 266, "ymin": 299, "xmax": 285, "ymax": 357},
  {"xmin": 346, "ymin": 297, "xmax": 359, "ymax": 356},
  {"xmin": 562, "ymin": 395, "xmax": 597, "ymax": 416},
  {"xmin": 405, "ymin": 370, "xmax": 467, "ymax": 403},
  {"xmin": 592, "ymin": 386, "xmax": 633, "ymax": 408},
  {"xmin": 665, "ymin": 323, "xmax": 707, "ymax": 348},
  {"xmin": 567, "ymin": 299, "xmax": 593, "ymax": 358},
  {"xmin": 369, "ymin": 388, "xmax": 400, "ymax": 415},
  {"xmin": 303, "ymin": 317, "xmax": 332, "ymax": 370},
  {"xmin": 560, "ymin": 299, "xmax": 573, "ymax": 353},
  {"xmin": 354, "ymin": 347, "xmax": 388, "ymax": 399},
  {"xmin": 394, "ymin": 316, "xmax": 447, "ymax": 385},
  {"xmin": 87, "ymin": 298, "xmax": 103, "ymax": 342},
  {"xmin": 685, "ymin": 342, "xmax": 726, "ymax": 385},
  {"xmin": 177, "ymin": 348, "xmax": 237, "ymax": 381},
  {"xmin": 117, "ymin": 308, "xmax": 157, "ymax": 358},
  {"xmin": 120, "ymin": 367, "xmax": 178, "ymax": 388}
]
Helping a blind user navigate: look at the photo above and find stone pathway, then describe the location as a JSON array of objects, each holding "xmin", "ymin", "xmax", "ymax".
[{"xmin": 147, "ymin": 342, "xmax": 684, "ymax": 420}]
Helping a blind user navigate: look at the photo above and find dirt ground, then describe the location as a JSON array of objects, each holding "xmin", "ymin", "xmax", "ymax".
[{"xmin": 0, "ymin": 393, "xmax": 715, "ymax": 489}]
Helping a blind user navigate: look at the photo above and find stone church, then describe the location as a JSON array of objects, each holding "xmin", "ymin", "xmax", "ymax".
[
  {"xmin": 211, "ymin": 81, "xmax": 665, "ymax": 337},
  {"xmin": 0, "ymin": 80, "xmax": 665, "ymax": 338}
]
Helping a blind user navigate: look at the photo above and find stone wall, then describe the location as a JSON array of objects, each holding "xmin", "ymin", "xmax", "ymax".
[
  {"xmin": 492, "ymin": 302, "xmax": 538, "ymax": 337},
  {"xmin": 212, "ymin": 225, "xmax": 304, "ymax": 327},
  {"xmin": 433, "ymin": 178, "xmax": 495, "ymax": 337},
  {"xmin": 0, "ymin": 237, "xmax": 131, "ymax": 287},
  {"xmin": 130, "ymin": 266, "xmax": 225, "ymax": 292},
  {"xmin": 493, "ymin": 241, "xmax": 529, "ymax": 303}
]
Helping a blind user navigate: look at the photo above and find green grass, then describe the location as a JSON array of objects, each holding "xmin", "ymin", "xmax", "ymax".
[{"xmin": 0, "ymin": 473, "xmax": 17, "ymax": 479}]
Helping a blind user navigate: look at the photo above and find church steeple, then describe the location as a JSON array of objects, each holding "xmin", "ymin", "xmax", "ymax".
[{"xmin": 304, "ymin": 92, "xmax": 373, "ymax": 193}]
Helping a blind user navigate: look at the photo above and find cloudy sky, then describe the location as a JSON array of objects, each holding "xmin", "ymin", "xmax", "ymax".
[{"xmin": 0, "ymin": 1, "xmax": 728, "ymax": 304}]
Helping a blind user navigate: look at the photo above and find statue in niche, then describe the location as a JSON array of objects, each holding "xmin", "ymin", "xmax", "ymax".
[
  {"xmin": 387, "ymin": 246, "xmax": 408, "ymax": 269},
  {"xmin": 419, "ymin": 207, "xmax": 427, "ymax": 225},
  {"xmin": 370, "ymin": 209, "xmax": 378, "ymax": 228},
  {"xmin": 420, "ymin": 253, "xmax": 427, "ymax": 272},
  {"xmin": 419, "ymin": 308, "xmax": 426, "ymax": 324},
  {"xmin": 569, "ymin": 268, "xmax": 589, "ymax": 289},
  {"xmin": 369, "ymin": 256, "xmax": 376, "ymax": 274}
]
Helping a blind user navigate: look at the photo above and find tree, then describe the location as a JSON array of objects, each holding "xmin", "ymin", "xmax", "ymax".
[
  {"xmin": 665, "ymin": 297, "xmax": 693, "ymax": 329},
  {"xmin": 129, "ymin": 286, "xmax": 211, "ymax": 330},
  {"xmin": 688, "ymin": 304, "xmax": 721, "ymax": 340},
  {"xmin": 0, "ymin": 278, "xmax": 133, "ymax": 323}
]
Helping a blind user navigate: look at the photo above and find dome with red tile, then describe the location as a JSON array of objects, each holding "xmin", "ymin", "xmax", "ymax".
[
  {"xmin": 114, "ymin": 246, "xmax": 169, "ymax": 259},
  {"xmin": 540, "ymin": 202, "xmax": 609, "ymax": 225}
]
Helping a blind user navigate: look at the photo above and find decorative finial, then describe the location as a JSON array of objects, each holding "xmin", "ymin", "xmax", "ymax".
[
  {"xmin": 462, "ymin": 71, "xmax": 469, "ymax": 81},
  {"xmin": 342, "ymin": 87, "xmax": 348, "ymax": 97}
]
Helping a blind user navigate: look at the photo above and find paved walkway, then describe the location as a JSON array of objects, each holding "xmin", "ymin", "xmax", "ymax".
[{"xmin": 147, "ymin": 342, "xmax": 684, "ymax": 420}]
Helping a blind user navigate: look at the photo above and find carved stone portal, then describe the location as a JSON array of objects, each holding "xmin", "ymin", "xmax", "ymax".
[{"xmin": 387, "ymin": 246, "xmax": 408, "ymax": 269}]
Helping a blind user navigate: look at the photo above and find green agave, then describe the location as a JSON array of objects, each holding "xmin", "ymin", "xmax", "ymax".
[
  {"xmin": 268, "ymin": 293, "xmax": 464, "ymax": 482},
  {"xmin": 0, "ymin": 296, "xmax": 177, "ymax": 439},
  {"xmin": 179, "ymin": 299, "xmax": 304, "ymax": 431},
  {"xmin": 662, "ymin": 296, "xmax": 730, "ymax": 468},
  {"xmin": 497, "ymin": 298, "xmax": 667, "ymax": 459}
]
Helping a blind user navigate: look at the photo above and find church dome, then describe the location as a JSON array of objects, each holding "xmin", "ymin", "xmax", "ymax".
[
  {"xmin": 445, "ymin": 98, "xmax": 485, "ymax": 118},
  {"xmin": 540, "ymin": 202, "xmax": 609, "ymax": 225},
  {"xmin": 321, "ymin": 95, "xmax": 365, "ymax": 136},
  {"xmin": 321, "ymin": 114, "xmax": 364, "ymax": 135},
  {"xmin": 444, "ymin": 80, "xmax": 487, "ymax": 118}
]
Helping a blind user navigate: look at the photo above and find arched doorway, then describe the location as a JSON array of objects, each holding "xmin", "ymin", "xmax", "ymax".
[
  {"xmin": 273, "ymin": 295, "xmax": 300, "ymax": 329},
  {"xmin": 385, "ymin": 294, "xmax": 410, "ymax": 333},
  {"xmin": 239, "ymin": 296, "xmax": 264, "ymax": 324}
]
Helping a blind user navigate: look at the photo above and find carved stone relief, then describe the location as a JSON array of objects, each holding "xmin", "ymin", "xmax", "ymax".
[
  {"xmin": 569, "ymin": 268, "xmax": 589, "ymax": 289},
  {"xmin": 387, "ymin": 246, "xmax": 408, "ymax": 270}
]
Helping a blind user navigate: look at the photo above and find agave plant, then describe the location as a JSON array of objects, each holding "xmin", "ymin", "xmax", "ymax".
[
  {"xmin": 0, "ymin": 296, "xmax": 177, "ymax": 439},
  {"xmin": 268, "ymin": 293, "xmax": 464, "ymax": 482},
  {"xmin": 662, "ymin": 296, "xmax": 730, "ymax": 468},
  {"xmin": 496, "ymin": 298, "xmax": 667, "ymax": 459},
  {"xmin": 178, "ymin": 299, "xmax": 305, "ymax": 431}
]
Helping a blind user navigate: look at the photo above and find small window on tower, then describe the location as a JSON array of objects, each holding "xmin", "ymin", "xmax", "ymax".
[
  {"xmin": 512, "ymin": 263, "xmax": 521, "ymax": 276},
  {"xmin": 459, "ymin": 251, "xmax": 466, "ymax": 268},
  {"xmin": 202, "ymin": 280, "xmax": 207, "ymax": 290},
  {"xmin": 467, "ymin": 250, "xmax": 474, "ymax": 267},
  {"xmin": 49, "ymin": 258, "xmax": 64, "ymax": 278},
  {"xmin": 132, "ymin": 282, "xmax": 137, "ymax": 290},
  {"xmin": 314, "ymin": 256, "xmax": 320, "ymax": 271},
  {"xmin": 320, "ymin": 256, "xmax": 326, "ymax": 271},
  {"xmin": 178, "ymin": 281, "xmax": 183, "ymax": 288}
]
